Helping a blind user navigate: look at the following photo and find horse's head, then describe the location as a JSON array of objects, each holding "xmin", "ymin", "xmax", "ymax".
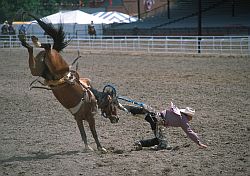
[{"xmin": 100, "ymin": 85, "xmax": 119, "ymax": 123}]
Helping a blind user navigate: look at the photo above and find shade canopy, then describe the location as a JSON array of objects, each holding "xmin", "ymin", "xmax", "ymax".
[
  {"xmin": 32, "ymin": 10, "xmax": 108, "ymax": 24},
  {"xmin": 92, "ymin": 11, "xmax": 138, "ymax": 24}
]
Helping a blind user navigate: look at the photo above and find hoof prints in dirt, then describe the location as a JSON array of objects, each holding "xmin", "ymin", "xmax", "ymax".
[{"xmin": 0, "ymin": 50, "xmax": 249, "ymax": 176}]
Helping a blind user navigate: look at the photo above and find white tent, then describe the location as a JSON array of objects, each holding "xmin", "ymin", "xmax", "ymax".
[
  {"xmin": 34, "ymin": 10, "xmax": 108, "ymax": 24},
  {"xmin": 92, "ymin": 11, "xmax": 138, "ymax": 24},
  {"xmin": 27, "ymin": 10, "xmax": 110, "ymax": 36}
]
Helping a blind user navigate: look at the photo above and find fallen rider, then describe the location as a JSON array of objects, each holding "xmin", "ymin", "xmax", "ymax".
[{"xmin": 124, "ymin": 102, "xmax": 208, "ymax": 150}]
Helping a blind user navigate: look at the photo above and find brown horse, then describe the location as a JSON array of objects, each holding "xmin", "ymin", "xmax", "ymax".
[
  {"xmin": 88, "ymin": 24, "xmax": 96, "ymax": 38},
  {"xmin": 18, "ymin": 13, "xmax": 119, "ymax": 153}
]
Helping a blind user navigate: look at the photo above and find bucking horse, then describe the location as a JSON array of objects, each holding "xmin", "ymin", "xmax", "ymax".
[{"xmin": 18, "ymin": 12, "xmax": 125, "ymax": 153}]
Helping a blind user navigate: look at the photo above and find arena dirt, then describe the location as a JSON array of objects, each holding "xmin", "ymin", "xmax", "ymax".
[{"xmin": 0, "ymin": 49, "xmax": 249, "ymax": 176}]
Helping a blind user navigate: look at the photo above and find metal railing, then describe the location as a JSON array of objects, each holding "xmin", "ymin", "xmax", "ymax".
[{"xmin": 1, "ymin": 35, "xmax": 249, "ymax": 55}]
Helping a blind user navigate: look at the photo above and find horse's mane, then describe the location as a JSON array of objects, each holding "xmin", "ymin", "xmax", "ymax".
[{"xmin": 27, "ymin": 13, "xmax": 70, "ymax": 52}]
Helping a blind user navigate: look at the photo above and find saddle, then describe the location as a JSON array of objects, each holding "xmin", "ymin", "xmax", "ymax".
[{"xmin": 79, "ymin": 78, "xmax": 91, "ymax": 89}]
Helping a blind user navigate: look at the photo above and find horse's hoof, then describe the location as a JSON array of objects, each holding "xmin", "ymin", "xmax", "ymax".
[
  {"xmin": 31, "ymin": 36, "xmax": 41, "ymax": 47},
  {"xmin": 18, "ymin": 34, "xmax": 26, "ymax": 42},
  {"xmin": 98, "ymin": 147, "xmax": 108, "ymax": 154}
]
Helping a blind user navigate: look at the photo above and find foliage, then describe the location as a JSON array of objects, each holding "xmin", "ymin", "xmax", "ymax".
[{"xmin": 0, "ymin": 0, "xmax": 81, "ymax": 23}]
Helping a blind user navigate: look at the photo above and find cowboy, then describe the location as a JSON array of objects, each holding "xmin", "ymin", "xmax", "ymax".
[
  {"xmin": 89, "ymin": 21, "xmax": 94, "ymax": 28},
  {"xmin": 8, "ymin": 22, "xmax": 16, "ymax": 35},
  {"xmin": 134, "ymin": 102, "xmax": 208, "ymax": 150},
  {"xmin": 18, "ymin": 24, "xmax": 26, "ymax": 35},
  {"xmin": 88, "ymin": 21, "xmax": 96, "ymax": 38},
  {"xmin": 1, "ymin": 20, "xmax": 9, "ymax": 34}
]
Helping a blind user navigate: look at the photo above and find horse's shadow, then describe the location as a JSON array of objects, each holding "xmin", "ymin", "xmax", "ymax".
[{"xmin": 0, "ymin": 150, "xmax": 81, "ymax": 164}]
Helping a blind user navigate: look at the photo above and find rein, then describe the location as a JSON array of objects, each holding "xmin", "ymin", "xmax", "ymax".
[
  {"xmin": 29, "ymin": 77, "xmax": 51, "ymax": 90},
  {"xmin": 118, "ymin": 96, "xmax": 155, "ymax": 113},
  {"xmin": 118, "ymin": 96, "xmax": 145, "ymax": 107}
]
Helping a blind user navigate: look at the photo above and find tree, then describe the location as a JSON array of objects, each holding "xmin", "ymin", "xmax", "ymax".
[{"xmin": 0, "ymin": 0, "xmax": 60, "ymax": 23}]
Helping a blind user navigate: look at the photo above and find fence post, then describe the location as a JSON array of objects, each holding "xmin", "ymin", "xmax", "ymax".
[
  {"xmin": 165, "ymin": 36, "xmax": 168, "ymax": 52},
  {"xmin": 138, "ymin": 36, "xmax": 140, "ymax": 52},
  {"xmin": 125, "ymin": 36, "xmax": 127, "ymax": 51},
  {"xmin": 180, "ymin": 36, "xmax": 183, "ymax": 52},
  {"xmin": 230, "ymin": 36, "xmax": 232, "ymax": 55},
  {"xmin": 240, "ymin": 38, "xmax": 244, "ymax": 54},
  {"xmin": 248, "ymin": 36, "xmax": 250, "ymax": 54},
  {"xmin": 112, "ymin": 36, "xmax": 114, "ymax": 51},
  {"xmin": 213, "ymin": 36, "xmax": 215, "ymax": 53},
  {"xmin": 220, "ymin": 39, "xmax": 224, "ymax": 54},
  {"xmin": 77, "ymin": 37, "xmax": 80, "ymax": 50},
  {"xmin": 9, "ymin": 35, "xmax": 12, "ymax": 48}
]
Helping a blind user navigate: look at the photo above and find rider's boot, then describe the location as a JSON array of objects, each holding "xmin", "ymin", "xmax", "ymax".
[{"xmin": 134, "ymin": 137, "xmax": 159, "ymax": 151}]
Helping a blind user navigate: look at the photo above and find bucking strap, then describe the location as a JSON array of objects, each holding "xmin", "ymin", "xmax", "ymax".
[{"xmin": 68, "ymin": 97, "xmax": 85, "ymax": 115}]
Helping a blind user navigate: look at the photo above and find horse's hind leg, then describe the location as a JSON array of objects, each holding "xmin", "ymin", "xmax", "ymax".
[
  {"xmin": 18, "ymin": 34, "xmax": 41, "ymax": 76},
  {"xmin": 88, "ymin": 117, "xmax": 107, "ymax": 153},
  {"xmin": 18, "ymin": 34, "xmax": 32, "ymax": 50},
  {"xmin": 31, "ymin": 36, "xmax": 51, "ymax": 49},
  {"xmin": 76, "ymin": 120, "xmax": 94, "ymax": 151}
]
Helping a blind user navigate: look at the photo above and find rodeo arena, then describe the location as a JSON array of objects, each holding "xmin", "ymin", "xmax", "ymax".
[{"xmin": 0, "ymin": 0, "xmax": 249, "ymax": 176}]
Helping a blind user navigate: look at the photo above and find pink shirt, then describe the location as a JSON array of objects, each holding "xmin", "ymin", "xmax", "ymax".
[{"xmin": 160, "ymin": 109, "xmax": 200, "ymax": 145}]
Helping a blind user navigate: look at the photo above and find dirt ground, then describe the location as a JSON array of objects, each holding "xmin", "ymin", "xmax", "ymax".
[{"xmin": 0, "ymin": 49, "xmax": 249, "ymax": 176}]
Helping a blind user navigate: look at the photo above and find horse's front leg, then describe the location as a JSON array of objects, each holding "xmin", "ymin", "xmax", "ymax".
[
  {"xmin": 88, "ymin": 117, "xmax": 107, "ymax": 153},
  {"xmin": 76, "ymin": 119, "xmax": 94, "ymax": 152}
]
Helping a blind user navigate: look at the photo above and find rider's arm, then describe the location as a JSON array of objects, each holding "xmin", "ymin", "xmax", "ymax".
[{"xmin": 180, "ymin": 116, "xmax": 201, "ymax": 145}]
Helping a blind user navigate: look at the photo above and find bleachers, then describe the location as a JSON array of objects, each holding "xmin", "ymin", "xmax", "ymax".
[{"xmin": 106, "ymin": 0, "xmax": 250, "ymax": 35}]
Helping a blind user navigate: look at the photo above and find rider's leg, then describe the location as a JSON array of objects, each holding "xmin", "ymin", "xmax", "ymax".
[
  {"xmin": 144, "ymin": 113, "xmax": 172, "ymax": 150},
  {"xmin": 144, "ymin": 113, "xmax": 157, "ymax": 131},
  {"xmin": 140, "ymin": 137, "xmax": 159, "ymax": 147},
  {"xmin": 134, "ymin": 137, "xmax": 158, "ymax": 151},
  {"xmin": 153, "ymin": 126, "xmax": 172, "ymax": 150}
]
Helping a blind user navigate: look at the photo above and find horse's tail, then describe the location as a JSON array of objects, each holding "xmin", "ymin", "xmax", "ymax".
[{"xmin": 25, "ymin": 12, "xmax": 70, "ymax": 52}]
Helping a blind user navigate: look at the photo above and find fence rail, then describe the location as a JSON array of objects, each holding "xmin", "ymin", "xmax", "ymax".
[{"xmin": 1, "ymin": 35, "xmax": 249, "ymax": 55}]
